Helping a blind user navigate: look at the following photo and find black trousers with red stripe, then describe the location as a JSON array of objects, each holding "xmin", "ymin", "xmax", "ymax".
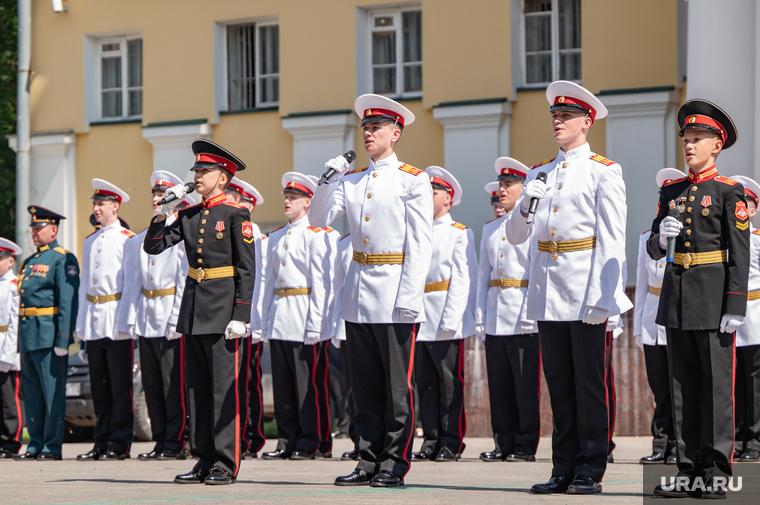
[
  {"xmin": 138, "ymin": 336, "xmax": 186, "ymax": 453},
  {"xmin": 485, "ymin": 333, "xmax": 540, "ymax": 455},
  {"xmin": 415, "ymin": 339, "xmax": 466, "ymax": 455},
  {"xmin": 606, "ymin": 332, "xmax": 616, "ymax": 456},
  {"xmin": 735, "ymin": 344, "xmax": 760, "ymax": 453},
  {"xmin": 185, "ymin": 334, "xmax": 242, "ymax": 476},
  {"xmin": 538, "ymin": 320, "xmax": 609, "ymax": 482},
  {"xmin": 314, "ymin": 341, "xmax": 333, "ymax": 454},
  {"xmin": 0, "ymin": 370, "xmax": 23, "ymax": 453},
  {"xmin": 241, "ymin": 339, "xmax": 266, "ymax": 455},
  {"xmin": 346, "ymin": 322, "xmax": 417, "ymax": 478},
  {"xmin": 270, "ymin": 339, "xmax": 322, "ymax": 455},
  {"xmin": 644, "ymin": 344, "xmax": 676, "ymax": 454},
  {"xmin": 88, "ymin": 338, "xmax": 134, "ymax": 455}
]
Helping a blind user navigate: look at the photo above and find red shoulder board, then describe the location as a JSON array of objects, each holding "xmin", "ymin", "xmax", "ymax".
[
  {"xmin": 271, "ymin": 224, "xmax": 286, "ymax": 233},
  {"xmin": 322, "ymin": 227, "xmax": 336, "ymax": 233},
  {"xmin": 345, "ymin": 167, "xmax": 368, "ymax": 176},
  {"xmin": 641, "ymin": 229, "xmax": 652, "ymax": 235},
  {"xmin": 752, "ymin": 229, "xmax": 760, "ymax": 236},
  {"xmin": 398, "ymin": 164, "xmax": 423, "ymax": 176},
  {"xmin": 715, "ymin": 175, "xmax": 738, "ymax": 186},
  {"xmin": 307, "ymin": 226, "xmax": 322, "ymax": 233},
  {"xmin": 663, "ymin": 177, "xmax": 686, "ymax": 187},
  {"xmin": 86, "ymin": 230, "xmax": 98, "ymax": 239},
  {"xmin": 340, "ymin": 233, "xmax": 351, "ymax": 241},
  {"xmin": 486, "ymin": 218, "xmax": 499, "ymax": 224},
  {"xmin": 222, "ymin": 200, "xmax": 243, "ymax": 208},
  {"xmin": 451, "ymin": 222, "xmax": 467, "ymax": 230},
  {"xmin": 531, "ymin": 157, "xmax": 556, "ymax": 169},
  {"xmin": 121, "ymin": 229, "xmax": 136, "ymax": 237},
  {"xmin": 590, "ymin": 154, "xmax": 615, "ymax": 166},
  {"xmin": 261, "ymin": 234, "xmax": 268, "ymax": 240},
  {"xmin": 11, "ymin": 278, "xmax": 17, "ymax": 285}
]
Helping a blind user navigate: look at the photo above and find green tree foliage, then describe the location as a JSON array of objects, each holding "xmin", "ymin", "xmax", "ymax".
[{"xmin": 0, "ymin": 1, "xmax": 16, "ymax": 239}]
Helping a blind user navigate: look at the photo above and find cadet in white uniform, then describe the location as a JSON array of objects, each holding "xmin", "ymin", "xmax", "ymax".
[
  {"xmin": 476, "ymin": 158, "xmax": 540, "ymax": 463},
  {"xmin": 76, "ymin": 179, "xmax": 136, "ymax": 461},
  {"xmin": 311, "ymin": 94, "xmax": 433, "ymax": 487},
  {"xmin": 261, "ymin": 173, "xmax": 328, "ymax": 460},
  {"xmin": 730, "ymin": 174, "xmax": 760, "ymax": 462},
  {"xmin": 635, "ymin": 168, "xmax": 681, "ymax": 466},
  {"xmin": 412, "ymin": 166, "xmax": 476, "ymax": 463},
  {"xmin": 120, "ymin": 171, "xmax": 192, "ymax": 461},
  {"xmin": 485, "ymin": 182, "xmax": 505, "ymax": 220},
  {"xmin": 507, "ymin": 82, "xmax": 632, "ymax": 495},
  {"xmin": 0, "ymin": 238, "xmax": 22, "ymax": 457}
]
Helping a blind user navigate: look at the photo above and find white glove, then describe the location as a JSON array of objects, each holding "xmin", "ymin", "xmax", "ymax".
[
  {"xmin": 54, "ymin": 346, "xmax": 68, "ymax": 357},
  {"xmin": 324, "ymin": 155, "xmax": 351, "ymax": 183},
  {"xmin": 245, "ymin": 323, "xmax": 252, "ymax": 338},
  {"xmin": 658, "ymin": 216, "xmax": 683, "ymax": 248},
  {"xmin": 159, "ymin": 185, "xmax": 187, "ymax": 216},
  {"xmin": 475, "ymin": 324, "xmax": 485, "ymax": 337},
  {"xmin": 582, "ymin": 306, "xmax": 609, "ymax": 325},
  {"xmin": 224, "ymin": 320, "xmax": 247, "ymax": 340},
  {"xmin": 612, "ymin": 327, "xmax": 624, "ymax": 339},
  {"xmin": 520, "ymin": 179, "xmax": 548, "ymax": 212},
  {"xmin": 305, "ymin": 331, "xmax": 321, "ymax": 345},
  {"xmin": 634, "ymin": 334, "xmax": 643, "ymax": 349},
  {"xmin": 261, "ymin": 328, "xmax": 269, "ymax": 342},
  {"xmin": 331, "ymin": 336, "xmax": 341, "ymax": 349},
  {"xmin": 438, "ymin": 328, "xmax": 457, "ymax": 339},
  {"xmin": 720, "ymin": 314, "xmax": 745, "ymax": 334},
  {"xmin": 0, "ymin": 362, "xmax": 11, "ymax": 373},
  {"xmin": 127, "ymin": 324, "xmax": 136, "ymax": 339},
  {"xmin": 250, "ymin": 331, "xmax": 263, "ymax": 344},
  {"xmin": 78, "ymin": 350, "xmax": 88, "ymax": 364},
  {"xmin": 165, "ymin": 325, "xmax": 182, "ymax": 340},
  {"xmin": 395, "ymin": 307, "xmax": 419, "ymax": 323},
  {"xmin": 519, "ymin": 321, "xmax": 536, "ymax": 334}
]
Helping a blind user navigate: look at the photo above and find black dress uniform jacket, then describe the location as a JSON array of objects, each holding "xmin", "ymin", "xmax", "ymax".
[
  {"xmin": 143, "ymin": 194, "xmax": 256, "ymax": 334},
  {"xmin": 647, "ymin": 169, "xmax": 750, "ymax": 329}
]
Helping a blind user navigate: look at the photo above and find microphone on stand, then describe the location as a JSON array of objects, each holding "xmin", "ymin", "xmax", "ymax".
[
  {"xmin": 318, "ymin": 151, "xmax": 357, "ymax": 186},
  {"xmin": 526, "ymin": 172, "xmax": 548, "ymax": 225},
  {"xmin": 157, "ymin": 182, "xmax": 196, "ymax": 206}
]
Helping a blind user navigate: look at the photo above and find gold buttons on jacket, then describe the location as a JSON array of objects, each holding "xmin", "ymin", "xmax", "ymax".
[
  {"xmin": 198, "ymin": 258, "xmax": 203, "ymax": 264},
  {"xmin": 279, "ymin": 279, "xmax": 283, "ymax": 283},
  {"xmin": 686, "ymin": 230, "xmax": 692, "ymax": 235},
  {"xmin": 204, "ymin": 210, "xmax": 209, "ymax": 215},
  {"xmin": 94, "ymin": 281, "xmax": 97, "ymax": 285},
  {"xmin": 551, "ymin": 230, "xmax": 557, "ymax": 236},
  {"xmin": 35, "ymin": 254, "xmax": 39, "ymax": 259},
  {"xmin": 288, "ymin": 231, "xmax": 291, "ymax": 235},
  {"xmin": 686, "ymin": 218, "xmax": 692, "ymax": 224},
  {"xmin": 200, "ymin": 229, "xmax": 205, "ymax": 234},
  {"xmin": 685, "ymin": 242, "xmax": 691, "ymax": 247},
  {"xmin": 558, "ymin": 184, "xmax": 563, "ymax": 190},
  {"xmin": 284, "ymin": 245, "xmax": 288, "ymax": 250},
  {"xmin": 95, "ymin": 265, "xmax": 98, "ymax": 269},
  {"xmin": 372, "ymin": 173, "xmax": 377, "ymax": 178},
  {"xmin": 363, "ymin": 238, "xmax": 368, "ymax": 244},
  {"xmin": 500, "ymin": 270, "xmax": 503, "ymax": 275},
  {"xmin": 502, "ymin": 237, "xmax": 506, "ymax": 241},
  {"xmin": 202, "ymin": 219, "xmax": 207, "ymax": 224},
  {"xmin": 552, "ymin": 254, "xmax": 558, "ymax": 260},
  {"xmin": 500, "ymin": 253, "xmax": 504, "ymax": 257},
  {"xmin": 687, "ymin": 207, "xmax": 692, "ymax": 213},
  {"xmin": 692, "ymin": 186, "xmax": 698, "ymax": 192},
  {"xmin": 365, "ymin": 216, "xmax": 370, "ymax": 222},
  {"xmin": 659, "ymin": 263, "xmax": 663, "ymax": 269},
  {"xmin": 562, "ymin": 163, "xmax": 568, "ymax": 168},
  {"xmin": 199, "ymin": 239, "xmax": 204, "ymax": 244},
  {"xmin": 553, "ymin": 207, "xmax": 558, "ymax": 213},
  {"xmin": 367, "ymin": 194, "xmax": 372, "ymax": 199},
  {"xmin": 197, "ymin": 248, "xmax": 202, "ymax": 253},
  {"xmin": 151, "ymin": 261, "xmax": 155, "ymax": 265},
  {"xmin": 689, "ymin": 196, "xmax": 695, "ymax": 202},
  {"xmin": 282, "ymin": 262, "xmax": 285, "ymax": 266},
  {"xmin": 150, "ymin": 277, "xmax": 153, "ymax": 281}
]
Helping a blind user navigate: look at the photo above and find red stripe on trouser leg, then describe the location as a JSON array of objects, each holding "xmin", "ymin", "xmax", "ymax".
[
  {"xmin": 322, "ymin": 344, "xmax": 332, "ymax": 451},
  {"xmin": 233, "ymin": 339, "xmax": 241, "ymax": 477},
  {"xmin": 13, "ymin": 371, "xmax": 22, "ymax": 443},
  {"xmin": 311, "ymin": 344, "xmax": 322, "ymax": 446},
  {"xmin": 178, "ymin": 337, "xmax": 187, "ymax": 449},
  {"xmin": 400, "ymin": 324, "xmax": 417, "ymax": 476},
  {"xmin": 731, "ymin": 332, "xmax": 736, "ymax": 463}
]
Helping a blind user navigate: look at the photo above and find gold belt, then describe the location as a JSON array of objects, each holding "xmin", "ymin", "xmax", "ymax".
[
  {"xmin": 648, "ymin": 286, "xmax": 661, "ymax": 296},
  {"xmin": 352, "ymin": 251, "xmax": 405, "ymax": 266},
  {"xmin": 749, "ymin": 289, "xmax": 760, "ymax": 301},
  {"xmin": 188, "ymin": 266, "xmax": 239, "ymax": 283},
  {"xmin": 490, "ymin": 278, "xmax": 529, "ymax": 289},
  {"xmin": 424, "ymin": 279, "xmax": 450, "ymax": 293},
  {"xmin": 0, "ymin": 325, "xmax": 7, "ymax": 332},
  {"xmin": 673, "ymin": 250, "xmax": 727, "ymax": 270},
  {"xmin": 19, "ymin": 306, "xmax": 58, "ymax": 316},
  {"xmin": 142, "ymin": 287, "xmax": 177, "ymax": 298},
  {"xmin": 537, "ymin": 237, "xmax": 597, "ymax": 254},
  {"xmin": 87, "ymin": 293, "xmax": 122, "ymax": 304},
  {"xmin": 275, "ymin": 287, "xmax": 312, "ymax": 297}
]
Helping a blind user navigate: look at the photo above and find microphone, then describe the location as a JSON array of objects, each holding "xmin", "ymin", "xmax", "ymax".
[
  {"xmin": 526, "ymin": 172, "xmax": 547, "ymax": 225},
  {"xmin": 666, "ymin": 236, "xmax": 676, "ymax": 263},
  {"xmin": 318, "ymin": 150, "xmax": 357, "ymax": 186},
  {"xmin": 157, "ymin": 182, "xmax": 196, "ymax": 206}
]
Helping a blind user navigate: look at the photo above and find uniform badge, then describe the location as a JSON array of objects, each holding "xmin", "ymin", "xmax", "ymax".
[
  {"xmin": 701, "ymin": 195, "xmax": 711, "ymax": 216},
  {"xmin": 67, "ymin": 264, "xmax": 78, "ymax": 277},
  {"xmin": 736, "ymin": 201, "xmax": 749, "ymax": 220},
  {"xmin": 242, "ymin": 221, "xmax": 254, "ymax": 244},
  {"xmin": 215, "ymin": 221, "xmax": 225, "ymax": 240}
]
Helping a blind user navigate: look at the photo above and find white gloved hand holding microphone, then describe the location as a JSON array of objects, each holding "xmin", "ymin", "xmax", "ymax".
[
  {"xmin": 658, "ymin": 216, "xmax": 683, "ymax": 249},
  {"xmin": 520, "ymin": 179, "xmax": 548, "ymax": 214},
  {"xmin": 158, "ymin": 184, "xmax": 188, "ymax": 217}
]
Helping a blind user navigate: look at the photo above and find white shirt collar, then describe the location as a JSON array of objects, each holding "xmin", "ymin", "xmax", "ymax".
[
  {"xmin": 101, "ymin": 219, "xmax": 122, "ymax": 233},
  {"xmin": 0, "ymin": 269, "xmax": 14, "ymax": 282},
  {"xmin": 434, "ymin": 213, "xmax": 453, "ymax": 227},
  {"xmin": 370, "ymin": 152, "xmax": 398, "ymax": 172},
  {"xmin": 287, "ymin": 214, "xmax": 310, "ymax": 230},
  {"xmin": 557, "ymin": 142, "xmax": 591, "ymax": 162}
]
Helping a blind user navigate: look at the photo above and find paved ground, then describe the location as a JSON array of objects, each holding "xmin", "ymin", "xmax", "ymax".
[{"xmin": 1, "ymin": 436, "xmax": 654, "ymax": 504}]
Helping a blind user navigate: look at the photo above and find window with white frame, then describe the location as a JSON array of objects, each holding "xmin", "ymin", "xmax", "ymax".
[
  {"xmin": 227, "ymin": 21, "xmax": 279, "ymax": 110},
  {"xmin": 98, "ymin": 37, "xmax": 142, "ymax": 119},
  {"xmin": 370, "ymin": 8, "xmax": 422, "ymax": 98},
  {"xmin": 523, "ymin": 0, "xmax": 580, "ymax": 86}
]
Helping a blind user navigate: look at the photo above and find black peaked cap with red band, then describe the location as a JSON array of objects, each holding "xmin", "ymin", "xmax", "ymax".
[
  {"xmin": 191, "ymin": 139, "xmax": 247, "ymax": 176},
  {"xmin": 677, "ymin": 99, "xmax": 737, "ymax": 150}
]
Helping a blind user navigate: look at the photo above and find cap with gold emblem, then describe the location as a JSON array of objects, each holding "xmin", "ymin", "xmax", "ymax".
[
  {"xmin": 91, "ymin": 178, "xmax": 130, "ymax": 203},
  {"xmin": 150, "ymin": 170, "xmax": 196, "ymax": 206},
  {"xmin": 425, "ymin": 166, "xmax": 463, "ymax": 207},
  {"xmin": 229, "ymin": 176, "xmax": 264, "ymax": 207},
  {"xmin": 0, "ymin": 237, "xmax": 22, "ymax": 257},
  {"xmin": 281, "ymin": 172, "xmax": 318, "ymax": 198},
  {"xmin": 191, "ymin": 139, "xmax": 246, "ymax": 176},
  {"xmin": 655, "ymin": 168, "xmax": 685, "ymax": 188},
  {"xmin": 355, "ymin": 94, "xmax": 416, "ymax": 128},
  {"xmin": 494, "ymin": 157, "xmax": 530, "ymax": 181},
  {"xmin": 28, "ymin": 205, "xmax": 66, "ymax": 227},
  {"xmin": 484, "ymin": 181, "xmax": 500, "ymax": 204},
  {"xmin": 677, "ymin": 99, "xmax": 737, "ymax": 150},
  {"xmin": 546, "ymin": 80, "xmax": 608, "ymax": 123}
]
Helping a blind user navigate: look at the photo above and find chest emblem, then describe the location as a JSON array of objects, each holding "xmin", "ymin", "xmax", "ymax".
[
  {"xmin": 215, "ymin": 221, "xmax": 225, "ymax": 240},
  {"xmin": 242, "ymin": 221, "xmax": 255, "ymax": 244},
  {"xmin": 67, "ymin": 264, "xmax": 79, "ymax": 277},
  {"xmin": 736, "ymin": 201, "xmax": 749, "ymax": 220}
]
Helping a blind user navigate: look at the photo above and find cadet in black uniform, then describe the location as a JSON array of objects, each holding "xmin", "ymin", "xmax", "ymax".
[
  {"xmin": 648, "ymin": 100, "xmax": 749, "ymax": 498},
  {"xmin": 144, "ymin": 140, "xmax": 256, "ymax": 485}
]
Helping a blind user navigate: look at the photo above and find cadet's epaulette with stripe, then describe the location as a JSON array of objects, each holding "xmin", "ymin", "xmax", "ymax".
[
  {"xmin": 715, "ymin": 175, "xmax": 738, "ymax": 186},
  {"xmin": 307, "ymin": 226, "xmax": 323, "ymax": 233},
  {"xmin": 261, "ymin": 234, "xmax": 268, "ymax": 240},
  {"xmin": 398, "ymin": 164, "xmax": 423, "ymax": 176},
  {"xmin": 345, "ymin": 167, "xmax": 368, "ymax": 176},
  {"xmin": 340, "ymin": 233, "xmax": 351, "ymax": 241},
  {"xmin": 663, "ymin": 177, "xmax": 686, "ymax": 187},
  {"xmin": 451, "ymin": 222, "xmax": 467, "ymax": 230},
  {"xmin": 181, "ymin": 204, "xmax": 201, "ymax": 212},
  {"xmin": 271, "ymin": 224, "xmax": 286, "ymax": 234},
  {"xmin": 121, "ymin": 229, "xmax": 136, "ymax": 238},
  {"xmin": 590, "ymin": 154, "xmax": 615, "ymax": 166},
  {"xmin": 531, "ymin": 157, "xmax": 556, "ymax": 169},
  {"xmin": 222, "ymin": 200, "xmax": 243, "ymax": 208},
  {"xmin": 485, "ymin": 218, "xmax": 499, "ymax": 224},
  {"xmin": 86, "ymin": 230, "xmax": 98, "ymax": 239},
  {"xmin": 752, "ymin": 229, "xmax": 760, "ymax": 236},
  {"xmin": 54, "ymin": 246, "xmax": 67, "ymax": 255},
  {"xmin": 322, "ymin": 227, "xmax": 336, "ymax": 233},
  {"xmin": 11, "ymin": 278, "xmax": 17, "ymax": 285},
  {"xmin": 641, "ymin": 229, "xmax": 651, "ymax": 235}
]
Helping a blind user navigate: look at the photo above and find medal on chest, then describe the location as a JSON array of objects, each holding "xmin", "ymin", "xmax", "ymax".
[
  {"xmin": 215, "ymin": 221, "xmax": 225, "ymax": 240},
  {"xmin": 30, "ymin": 264, "xmax": 50, "ymax": 278},
  {"xmin": 701, "ymin": 195, "xmax": 711, "ymax": 216}
]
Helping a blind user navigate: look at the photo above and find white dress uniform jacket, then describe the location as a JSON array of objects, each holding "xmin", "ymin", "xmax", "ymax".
[
  {"xmin": 507, "ymin": 143, "xmax": 632, "ymax": 321},
  {"xmin": 118, "ymin": 221, "xmax": 188, "ymax": 338},
  {"xmin": 262, "ymin": 216, "xmax": 328, "ymax": 342},
  {"xmin": 0, "ymin": 270, "xmax": 20, "ymax": 370},
  {"xmin": 476, "ymin": 212, "xmax": 537, "ymax": 336},
  {"xmin": 310, "ymin": 153, "xmax": 434, "ymax": 324},
  {"xmin": 76, "ymin": 220, "xmax": 134, "ymax": 341},
  {"xmin": 737, "ymin": 226, "xmax": 760, "ymax": 347},
  {"xmin": 247, "ymin": 224, "xmax": 264, "ymax": 334},
  {"xmin": 418, "ymin": 214, "xmax": 477, "ymax": 342},
  {"xmin": 333, "ymin": 234, "xmax": 353, "ymax": 342},
  {"xmin": 634, "ymin": 231, "xmax": 667, "ymax": 346},
  {"xmin": 321, "ymin": 227, "xmax": 341, "ymax": 341}
]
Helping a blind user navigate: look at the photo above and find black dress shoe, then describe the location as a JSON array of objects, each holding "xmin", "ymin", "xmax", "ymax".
[
  {"xmin": 435, "ymin": 448, "xmax": 460, "ymax": 462},
  {"xmin": 262, "ymin": 449, "xmax": 290, "ymax": 460},
  {"xmin": 204, "ymin": 466, "xmax": 235, "ymax": 485},
  {"xmin": 138, "ymin": 451, "xmax": 158, "ymax": 460},
  {"xmin": 666, "ymin": 452, "xmax": 677, "ymax": 465},
  {"xmin": 480, "ymin": 450, "xmax": 506, "ymax": 462},
  {"xmin": 702, "ymin": 478, "xmax": 727, "ymax": 499},
  {"xmin": 341, "ymin": 449, "xmax": 358, "ymax": 461},
  {"xmin": 36, "ymin": 452, "xmax": 62, "ymax": 461},
  {"xmin": 607, "ymin": 453, "xmax": 614, "ymax": 463},
  {"xmin": 13, "ymin": 451, "xmax": 38, "ymax": 461},
  {"xmin": 334, "ymin": 469, "xmax": 372, "ymax": 486},
  {"xmin": 158, "ymin": 449, "xmax": 187, "ymax": 460},
  {"xmin": 740, "ymin": 448, "xmax": 760, "ymax": 461},
  {"xmin": 640, "ymin": 452, "xmax": 666, "ymax": 464},
  {"xmin": 412, "ymin": 450, "xmax": 435, "ymax": 461},
  {"xmin": 0, "ymin": 449, "xmax": 16, "ymax": 459},
  {"xmin": 567, "ymin": 475, "xmax": 602, "ymax": 494},
  {"xmin": 505, "ymin": 451, "xmax": 536, "ymax": 462},
  {"xmin": 76, "ymin": 449, "xmax": 102, "ymax": 461},
  {"xmin": 734, "ymin": 448, "xmax": 744, "ymax": 459},
  {"xmin": 531, "ymin": 475, "xmax": 571, "ymax": 494},
  {"xmin": 174, "ymin": 470, "xmax": 205, "ymax": 484},
  {"xmin": 314, "ymin": 450, "xmax": 332, "ymax": 459},
  {"xmin": 290, "ymin": 450, "xmax": 314, "ymax": 460},
  {"xmin": 653, "ymin": 482, "xmax": 690, "ymax": 498},
  {"xmin": 370, "ymin": 471, "xmax": 404, "ymax": 488},
  {"xmin": 98, "ymin": 450, "xmax": 130, "ymax": 460}
]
